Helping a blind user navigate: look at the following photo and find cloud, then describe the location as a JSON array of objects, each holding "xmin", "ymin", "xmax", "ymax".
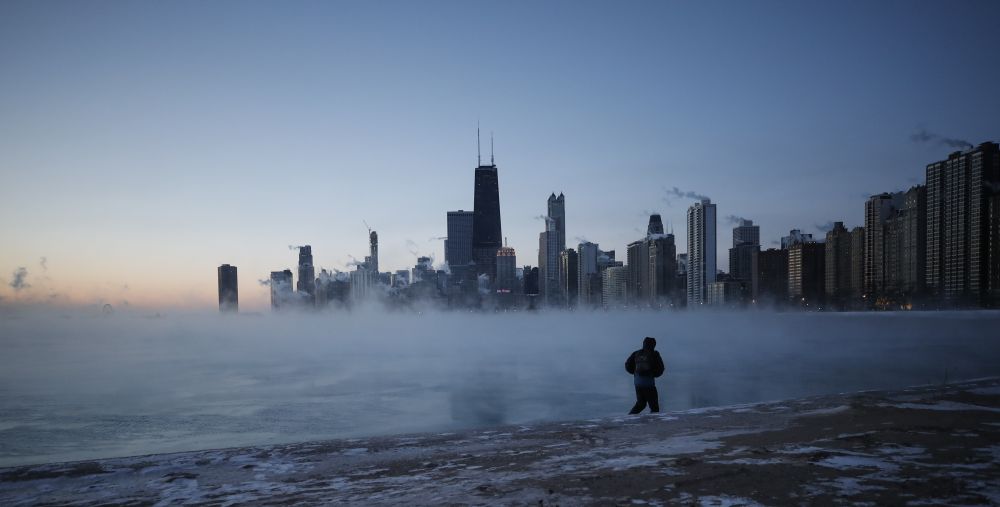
[
  {"xmin": 9, "ymin": 267, "xmax": 30, "ymax": 291},
  {"xmin": 39, "ymin": 257, "xmax": 48, "ymax": 272},
  {"xmin": 814, "ymin": 221, "xmax": 837, "ymax": 233},
  {"xmin": 662, "ymin": 186, "xmax": 710, "ymax": 206},
  {"xmin": 910, "ymin": 128, "xmax": 972, "ymax": 150}
]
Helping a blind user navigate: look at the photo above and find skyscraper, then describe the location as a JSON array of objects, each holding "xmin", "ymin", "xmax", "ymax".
[
  {"xmin": 686, "ymin": 198, "xmax": 717, "ymax": 305},
  {"xmin": 538, "ymin": 217, "xmax": 562, "ymax": 304},
  {"xmin": 495, "ymin": 246, "xmax": 517, "ymax": 300},
  {"xmin": 559, "ymin": 248, "xmax": 578, "ymax": 306},
  {"xmin": 547, "ymin": 193, "xmax": 566, "ymax": 255},
  {"xmin": 577, "ymin": 241, "xmax": 600, "ymax": 306},
  {"xmin": 217, "ymin": 264, "xmax": 238, "ymax": 313},
  {"xmin": 472, "ymin": 136, "xmax": 502, "ymax": 282},
  {"xmin": 648, "ymin": 233, "xmax": 677, "ymax": 305},
  {"xmin": 296, "ymin": 245, "xmax": 315, "ymax": 301},
  {"xmin": 926, "ymin": 142, "xmax": 1000, "ymax": 305},
  {"xmin": 728, "ymin": 219, "xmax": 759, "ymax": 283},
  {"xmin": 445, "ymin": 210, "xmax": 474, "ymax": 267},
  {"xmin": 626, "ymin": 239, "xmax": 650, "ymax": 304},
  {"xmin": 270, "ymin": 269, "xmax": 293, "ymax": 310},
  {"xmin": 647, "ymin": 214, "xmax": 665, "ymax": 236},
  {"xmin": 368, "ymin": 231, "xmax": 379, "ymax": 274}
]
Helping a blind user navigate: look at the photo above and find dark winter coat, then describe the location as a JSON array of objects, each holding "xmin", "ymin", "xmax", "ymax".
[{"xmin": 625, "ymin": 347, "xmax": 665, "ymax": 387}]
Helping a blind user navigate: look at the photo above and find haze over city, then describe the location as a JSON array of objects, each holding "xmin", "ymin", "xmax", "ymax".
[{"xmin": 2, "ymin": 1, "xmax": 999, "ymax": 311}]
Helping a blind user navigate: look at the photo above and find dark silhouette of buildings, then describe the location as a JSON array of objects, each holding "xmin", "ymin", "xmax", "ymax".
[
  {"xmin": 217, "ymin": 264, "xmax": 238, "ymax": 312},
  {"xmin": 926, "ymin": 142, "xmax": 1000, "ymax": 306},
  {"xmin": 296, "ymin": 245, "xmax": 315, "ymax": 302}
]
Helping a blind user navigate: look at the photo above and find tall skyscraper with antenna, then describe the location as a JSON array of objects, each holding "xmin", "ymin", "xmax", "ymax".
[{"xmin": 472, "ymin": 128, "xmax": 502, "ymax": 281}]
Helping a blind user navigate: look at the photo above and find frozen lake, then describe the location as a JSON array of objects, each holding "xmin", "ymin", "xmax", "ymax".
[{"xmin": 1, "ymin": 309, "xmax": 999, "ymax": 467}]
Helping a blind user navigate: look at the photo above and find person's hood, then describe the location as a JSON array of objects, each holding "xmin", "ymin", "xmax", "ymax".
[{"xmin": 642, "ymin": 337, "xmax": 656, "ymax": 350}]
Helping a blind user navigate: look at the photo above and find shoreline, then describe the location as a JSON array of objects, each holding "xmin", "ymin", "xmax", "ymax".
[{"xmin": 3, "ymin": 378, "xmax": 1000, "ymax": 505}]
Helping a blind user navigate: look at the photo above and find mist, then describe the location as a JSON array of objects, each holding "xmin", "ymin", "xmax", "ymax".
[{"xmin": 1, "ymin": 309, "xmax": 999, "ymax": 467}]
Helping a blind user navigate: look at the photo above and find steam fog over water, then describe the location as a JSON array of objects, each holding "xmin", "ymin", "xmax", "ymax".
[{"xmin": 1, "ymin": 310, "xmax": 999, "ymax": 467}]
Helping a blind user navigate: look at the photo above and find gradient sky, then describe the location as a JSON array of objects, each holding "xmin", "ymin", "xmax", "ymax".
[{"xmin": 2, "ymin": 0, "xmax": 998, "ymax": 311}]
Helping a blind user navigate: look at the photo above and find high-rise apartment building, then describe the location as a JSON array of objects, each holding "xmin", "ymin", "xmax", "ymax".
[
  {"xmin": 824, "ymin": 222, "xmax": 853, "ymax": 306},
  {"xmin": 269, "ymin": 269, "xmax": 293, "ymax": 310},
  {"xmin": 752, "ymin": 248, "xmax": 788, "ymax": 304},
  {"xmin": 686, "ymin": 199, "xmax": 717, "ymax": 305},
  {"xmin": 217, "ymin": 264, "xmax": 238, "ymax": 312},
  {"xmin": 926, "ymin": 142, "xmax": 1000, "ymax": 305},
  {"xmin": 446, "ymin": 210, "xmax": 474, "ymax": 267},
  {"xmin": 988, "ymin": 193, "xmax": 1000, "ymax": 307},
  {"xmin": 297, "ymin": 245, "xmax": 315, "ymax": 301},
  {"xmin": 729, "ymin": 219, "xmax": 759, "ymax": 283},
  {"xmin": 602, "ymin": 265, "xmax": 627, "ymax": 307},
  {"xmin": 788, "ymin": 242, "xmax": 826, "ymax": 305},
  {"xmin": 864, "ymin": 192, "xmax": 904, "ymax": 297},
  {"xmin": 884, "ymin": 185, "xmax": 926, "ymax": 301}
]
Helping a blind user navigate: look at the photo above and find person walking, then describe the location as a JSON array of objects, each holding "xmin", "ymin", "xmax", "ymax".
[{"xmin": 625, "ymin": 336, "xmax": 665, "ymax": 414}]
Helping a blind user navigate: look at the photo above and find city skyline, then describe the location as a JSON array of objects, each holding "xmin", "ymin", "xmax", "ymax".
[{"xmin": 2, "ymin": 1, "xmax": 999, "ymax": 311}]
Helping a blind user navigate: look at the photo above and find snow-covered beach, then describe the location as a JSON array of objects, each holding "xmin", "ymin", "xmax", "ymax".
[{"xmin": 3, "ymin": 377, "xmax": 999, "ymax": 505}]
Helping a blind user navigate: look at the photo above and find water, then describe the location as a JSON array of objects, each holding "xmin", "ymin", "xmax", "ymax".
[{"xmin": 1, "ymin": 310, "xmax": 998, "ymax": 467}]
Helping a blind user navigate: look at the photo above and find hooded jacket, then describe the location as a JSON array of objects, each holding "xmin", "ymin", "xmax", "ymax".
[{"xmin": 625, "ymin": 338, "xmax": 665, "ymax": 387}]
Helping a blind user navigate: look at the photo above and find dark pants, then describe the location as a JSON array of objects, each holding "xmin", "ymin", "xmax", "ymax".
[{"xmin": 629, "ymin": 385, "xmax": 659, "ymax": 414}]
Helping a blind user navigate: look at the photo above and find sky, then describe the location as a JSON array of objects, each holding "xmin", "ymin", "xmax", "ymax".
[{"xmin": 1, "ymin": 0, "xmax": 998, "ymax": 311}]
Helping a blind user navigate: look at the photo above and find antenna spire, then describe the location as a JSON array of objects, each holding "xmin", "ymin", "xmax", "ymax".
[
  {"xmin": 490, "ymin": 131, "xmax": 494, "ymax": 165},
  {"xmin": 477, "ymin": 122, "xmax": 481, "ymax": 166}
]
